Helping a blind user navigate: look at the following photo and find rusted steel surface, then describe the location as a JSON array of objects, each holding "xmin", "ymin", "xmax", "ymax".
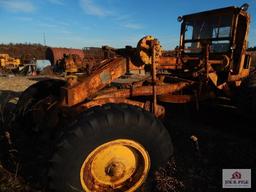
[
  {"xmin": 158, "ymin": 94, "xmax": 192, "ymax": 103},
  {"xmin": 61, "ymin": 57, "xmax": 127, "ymax": 106},
  {"xmin": 159, "ymin": 54, "xmax": 231, "ymax": 70},
  {"xmin": 158, "ymin": 58, "xmax": 178, "ymax": 69},
  {"xmin": 228, "ymin": 69, "xmax": 250, "ymax": 81},
  {"xmin": 112, "ymin": 76, "xmax": 145, "ymax": 88},
  {"xmin": 45, "ymin": 47, "xmax": 84, "ymax": 65},
  {"xmin": 95, "ymin": 82, "xmax": 190, "ymax": 99},
  {"xmin": 158, "ymin": 56, "xmax": 177, "ymax": 66},
  {"xmin": 82, "ymin": 98, "xmax": 144, "ymax": 109},
  {"xmin": 80, "ymin": 98, "xmax": 165, "ymax": 117},
  {"xmin": 248, "ymin": 51, "xmax": 256, "ymax": 67}
]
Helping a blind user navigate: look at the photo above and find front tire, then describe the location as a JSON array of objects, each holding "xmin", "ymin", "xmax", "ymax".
[{"xmin": 48, "ymin": 104, "xmax": 173, "ymax": 192}]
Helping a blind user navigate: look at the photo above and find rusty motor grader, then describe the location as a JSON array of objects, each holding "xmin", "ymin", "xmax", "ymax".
[{"xmin": 4, "ymin": 3, "xmax": 255, "ymax": 192}]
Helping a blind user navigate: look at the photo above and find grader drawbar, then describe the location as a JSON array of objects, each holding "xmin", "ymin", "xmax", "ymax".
[{"xmin": 5, "ymin": 4, "xmax": 256, "ymax": 192}]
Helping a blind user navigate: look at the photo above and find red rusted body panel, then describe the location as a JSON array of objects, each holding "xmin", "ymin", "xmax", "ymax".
[{"xmin": 45, "ymin": 47, "xmax": 85, "ymax": 66}]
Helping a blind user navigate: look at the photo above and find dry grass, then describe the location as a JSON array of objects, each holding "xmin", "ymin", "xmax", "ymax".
[
  {"xmin": 0, "ymin": 76, "xmax": 37, "ymax": 93},
  {"xmin": 0, "ymin": 165, "xmax": 39, "ymax": 192}
]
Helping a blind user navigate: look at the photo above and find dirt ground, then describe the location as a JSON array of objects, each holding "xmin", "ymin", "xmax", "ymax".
[{"xmin": 0, "ymin": 76, "xmax": 255, "ymax": 192}]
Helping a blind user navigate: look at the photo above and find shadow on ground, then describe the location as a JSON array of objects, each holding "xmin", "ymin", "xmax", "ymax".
[{"xmin": 162, "ymin": 103, "xmax": 256, "ymax": 192}]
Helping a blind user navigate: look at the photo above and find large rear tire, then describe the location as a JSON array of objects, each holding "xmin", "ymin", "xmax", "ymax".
[{"xmin": 48, "ymin": 104, "xmax": 173, "ymax": 192}]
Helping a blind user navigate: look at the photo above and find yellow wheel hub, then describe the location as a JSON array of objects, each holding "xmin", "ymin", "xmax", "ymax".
[{"xmin": 80, "ymin": 139, "xmax": 150, "ymax": 192}]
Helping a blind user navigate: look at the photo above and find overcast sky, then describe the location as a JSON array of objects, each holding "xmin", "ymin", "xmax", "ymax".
[{"xmin": 0, "ymin": 0, "xmax": 255, "ymax": 49}]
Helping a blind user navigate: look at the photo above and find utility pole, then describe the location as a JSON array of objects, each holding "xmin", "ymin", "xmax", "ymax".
[{"xmin": 43, "ymin": 32, "xmax": 46, "ymax": 46}]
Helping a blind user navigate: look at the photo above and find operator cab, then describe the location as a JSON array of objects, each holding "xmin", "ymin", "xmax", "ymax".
[{"xmin": 179, "ymin": 4, "xmax": 250, "ymax": 75}]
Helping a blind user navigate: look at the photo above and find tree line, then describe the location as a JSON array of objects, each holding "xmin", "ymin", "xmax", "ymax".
[
  {"xmin": 1, "ymin": 43, "xmax": 256, "ymax": 64},
  {"xmin": 0, "ymin": 43, "xmax": 47, "ymax": 63}
]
